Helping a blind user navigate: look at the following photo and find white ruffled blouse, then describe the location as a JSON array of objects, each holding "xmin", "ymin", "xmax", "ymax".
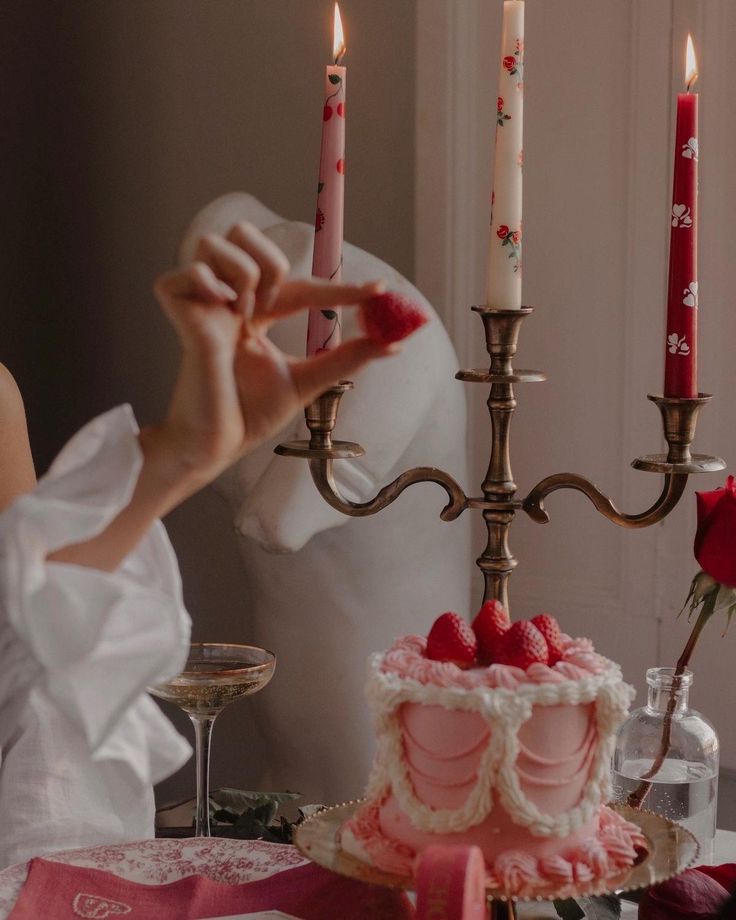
[{"xmin": 0, "ymin": 406, "xmax": 192, "ymax": 869}]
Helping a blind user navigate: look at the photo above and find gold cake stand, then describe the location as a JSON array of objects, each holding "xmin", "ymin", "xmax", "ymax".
[{"xmin": 294, "ymin": 801, "xmax": 698, "ymax": 919}]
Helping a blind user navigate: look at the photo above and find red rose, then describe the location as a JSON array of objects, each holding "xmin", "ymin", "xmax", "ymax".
[
  {"xmin": 503, "ymin": 55, "xmax": 515, "ymax": 72},
  {"xmin": 497, "ymin": 96, "xmax": 504, "ymax": 111},
  {"xmin": 639, "ymin": 867, "xmax": 730, "ymax": 920},
  {"xmin": 511, "ymin": 230, "xmax": 521, "ymax": 244},
  {"xmin": 694, "ymin": 476, "xmax": 736, "ymax": 587},
  {"xmin": 496, "ymin": 225, "xmax": 509, "ymax": 239}
]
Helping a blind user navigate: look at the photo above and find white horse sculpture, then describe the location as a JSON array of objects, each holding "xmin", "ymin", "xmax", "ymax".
[{"xmin": 181, "ymin": 194, "xmax": 471, "ymax": 803}]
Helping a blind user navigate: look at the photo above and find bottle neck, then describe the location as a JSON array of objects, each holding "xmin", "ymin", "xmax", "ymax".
[{"xmin": 645, "ymin": 667, "xmax": 692, "ymax": 714}]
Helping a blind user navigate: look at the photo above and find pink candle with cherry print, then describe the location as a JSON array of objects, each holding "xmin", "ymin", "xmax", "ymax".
[
  {"xmin": 487, "ymin": 0, "xmax": 524, "ymax": 310},
  {"xmin": 664, "ymin": 35, "xmax": 699, "ymax": 398},
  {"xmin": 307, "ymin": 3, "xmax": 346, "ymax": 356}
]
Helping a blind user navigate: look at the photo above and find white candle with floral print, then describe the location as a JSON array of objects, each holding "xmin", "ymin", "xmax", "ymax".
[
  {"xmin": 487, "ymin": 0, "xmax": 524, "ymax": 310},
  {"xmin": 307, "ymin": 3, "xmax": 346, "ymax": 355}
]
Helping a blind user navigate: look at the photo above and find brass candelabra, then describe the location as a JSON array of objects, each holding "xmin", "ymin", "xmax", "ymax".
[{"xmin": 276, "ymin": 306, "xmax": 725, "ymax": 612}]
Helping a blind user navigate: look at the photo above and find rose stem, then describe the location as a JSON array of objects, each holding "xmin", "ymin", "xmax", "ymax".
[{"xmin": 626, "ymin": 606, "xmax": 711, "ymax": 810}]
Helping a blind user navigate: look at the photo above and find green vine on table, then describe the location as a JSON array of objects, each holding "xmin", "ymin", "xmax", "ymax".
[
  {"xmin": 206, "ymin": 788, "xmax": 323, "ymax": 844},
  {"xmin": 210, "ymin": 789, "xmax": 324, "ymax": 843}
]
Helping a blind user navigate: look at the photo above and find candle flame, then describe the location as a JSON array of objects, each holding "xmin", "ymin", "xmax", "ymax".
[
  {"xmin": 685, "ymin": 34, "xmax": 698, "ymax": 92},
  {"xmin": 333, "ymin": 3, "xmax": 346, "ymax": 65}
]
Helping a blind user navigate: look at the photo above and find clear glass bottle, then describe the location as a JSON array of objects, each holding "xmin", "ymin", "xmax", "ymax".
[{"xmin": 611, "ymin": 667, "xmax": 719, "ymax": 863}]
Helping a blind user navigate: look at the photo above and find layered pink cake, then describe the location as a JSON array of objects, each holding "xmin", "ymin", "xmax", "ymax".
[{"xmin": 341, "ymin": 609, "xmax": 646, "ymax": 896}]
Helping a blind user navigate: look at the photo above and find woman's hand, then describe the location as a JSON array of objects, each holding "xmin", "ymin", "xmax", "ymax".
[
  {"xmin": 49, "ymin": 224, "xmax": 396, "ymax": 572},
  {"xmin": 152, "ymin": 222, "xmax": 395, "ymax": 490}
]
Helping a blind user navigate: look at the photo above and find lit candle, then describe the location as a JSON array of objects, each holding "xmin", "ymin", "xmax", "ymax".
[
  {"xmin": 487, "ymin": 0, "xmax": 524, "ymax": 310},
  {"xmin": 307, "ymin": 3, "xmax": 347, "ymax": 356},
  {"xmin": 664, "ymin": 35, "xmax": 698, "ymax": 398}
]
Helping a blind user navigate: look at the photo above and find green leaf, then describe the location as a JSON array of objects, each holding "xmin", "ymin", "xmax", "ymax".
[
  {"xmin": 211, "ymin": 807, "xmax": 239, "ymax": 825},
  {"xmin": 209, "ymin": 789, "xmax": 301, "ymax": 813},
  {"xmin": 328, "ymin": 74, "xmax": 342, "ymax": 84},
  {"xmin": 234, "ymin": 812, "xmax": 269, "ymax": 838},
  {"xmin": 321, "ymin": 309, "xmax": 338, "ymax": 320}
]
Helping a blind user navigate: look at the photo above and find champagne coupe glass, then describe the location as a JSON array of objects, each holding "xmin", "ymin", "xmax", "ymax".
[{"xmin": 149, "ymin": 643, "xmax": 276, "ymax": 837}]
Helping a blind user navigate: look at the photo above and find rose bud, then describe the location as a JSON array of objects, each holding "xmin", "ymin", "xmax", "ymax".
[
  {"xmin": 695, "ymin": 476, "xmax": 736, "ymax": 587},
  {"xmin": 639, "ymin": 867, "xmax": 729, "ymax": 920}
]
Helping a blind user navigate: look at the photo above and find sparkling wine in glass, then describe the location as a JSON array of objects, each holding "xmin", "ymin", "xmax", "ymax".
[{"xmin": 149, "ymin": 642, "xmax": 276, "ymax": 837}]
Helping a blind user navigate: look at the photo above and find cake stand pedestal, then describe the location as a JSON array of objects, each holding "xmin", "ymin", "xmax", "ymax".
[{"xmin": 294, "ymin": 801, "xmax": 698, "ymax": 919}]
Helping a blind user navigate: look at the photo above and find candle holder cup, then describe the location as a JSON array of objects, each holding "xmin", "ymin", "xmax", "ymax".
[
  {"xmin": 275, "ymin": 381, "xmax": 364, "ymax": 460},
  {"xmin": 277, "ymin": 307, "xmax": 725, "ymax": 611},
  {"xmin": 632, "ymin": 393, "xmax": 726, "ymax": 473}
]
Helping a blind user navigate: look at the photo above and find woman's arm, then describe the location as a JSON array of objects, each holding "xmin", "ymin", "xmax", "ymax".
[
  {"xmin": 48, "ymin": 223, "xmax": 395, "ymax": 572},
  {"xmin": 0, "ymin": 364, "xmax": 36, "ymax": 510}
]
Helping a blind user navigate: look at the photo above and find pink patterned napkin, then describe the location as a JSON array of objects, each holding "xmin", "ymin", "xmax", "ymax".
[{"xmin": 8, "ymin": 857, "xmax": 414, "ymax": 920}]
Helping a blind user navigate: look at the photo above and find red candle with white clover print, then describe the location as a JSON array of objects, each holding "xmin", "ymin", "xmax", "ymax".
[
  {"xmin": 664, "ymin": 36, "xmax": 699, "ymax": 398},
  {"xmin": 307, "ymin": 3, "xmax": 346, "ymax": 356},
  {"xmin": 487, "ymin": 0, "xmax": 524, "ymax": 310}
]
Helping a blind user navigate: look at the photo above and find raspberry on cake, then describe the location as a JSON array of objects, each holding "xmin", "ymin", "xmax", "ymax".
[{"xmin": 340, "ymin": 610, "xmax": 645, "ymax": 897}]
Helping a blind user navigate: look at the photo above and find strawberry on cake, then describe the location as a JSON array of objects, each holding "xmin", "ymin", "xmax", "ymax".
[{"xmin": 340, "ymin": 603, "xmax": 646, "ymax": 897}]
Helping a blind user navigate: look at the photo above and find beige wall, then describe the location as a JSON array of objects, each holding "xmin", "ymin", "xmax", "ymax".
[
  {"xmin": 0, "ymin": 0, "xmax": 416, "ymax": 803},
  {"xmin": 417, "ymin": 0, "xmax": 736, "ymax": 791}
]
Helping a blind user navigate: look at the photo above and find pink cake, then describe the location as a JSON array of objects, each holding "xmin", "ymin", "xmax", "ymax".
[{"xmin": 341, "ymin": 630, "xmax": 647, "ymax": 896}]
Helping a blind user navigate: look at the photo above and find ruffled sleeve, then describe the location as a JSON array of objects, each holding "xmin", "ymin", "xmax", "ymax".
[{"xmin": 0, "ymin": 405, "xmax": 192, "ymax": 782}]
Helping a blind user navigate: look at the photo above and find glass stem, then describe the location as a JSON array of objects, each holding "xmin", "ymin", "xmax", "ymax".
[{"xmin": 190, "ymin": 713, "xmax": 216, "ymax": 837}]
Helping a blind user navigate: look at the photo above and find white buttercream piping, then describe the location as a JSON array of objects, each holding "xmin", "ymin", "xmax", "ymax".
[{"xmin": 364, "ymin": 651, "xmax": 634, "ymax": 837}]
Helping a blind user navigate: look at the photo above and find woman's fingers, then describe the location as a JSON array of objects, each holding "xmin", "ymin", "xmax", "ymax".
[
  {"xmin": 269, "ymin": 278, "xmax": 385, "ymax": 321},
  {"xmin": 184, "ymin": 226, "xmax": 381, "ymax": 331},
  {"xmin": 155, "ymin": 261, "xmax": 237, "ymax": 308},
  {"xmin": 194, "ymin": 234, "xmax": 264, "ymax": 319},
  {"xmin": 226, "ymin": 222, "xmax": 290, "ymax": 319},
  {"xmin": 154, "ymin": 262, "xmax": 241, "ymax": 348},
  {"xmin": 288, "ymin": 337, "xmax": 399, "ymax": 405}
]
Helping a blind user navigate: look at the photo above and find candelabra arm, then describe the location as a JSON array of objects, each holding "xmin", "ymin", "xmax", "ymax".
[
  {"xmin": 523, "ymin": 472, "xmax": 688, "ymax": 529},
  {"xmin": 308, "ymin": 459, "xmax": 469, "ymax": 522}
]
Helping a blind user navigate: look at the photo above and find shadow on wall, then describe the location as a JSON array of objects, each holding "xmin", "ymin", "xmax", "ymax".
[{"xmin": 0, "ymin": 0, "xmax": 416, "ymax": 803}]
